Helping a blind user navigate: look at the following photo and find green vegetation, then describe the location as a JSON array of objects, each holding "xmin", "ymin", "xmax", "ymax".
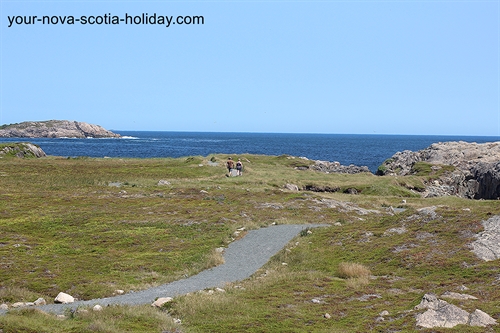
[
  {"xmin": 411, "ymin": 161, "xmax": 455, "ymax": 178},
  {"xmin": 0, "ymin": 154, "xmax": 499, "ymax": 332},
  {"xmin": 0, "ymin": 143, "xmax": 41, "ymax": 159},
  {"xmin": 0, "ymin": 120, "xmax": 60, "ymax": 130}
]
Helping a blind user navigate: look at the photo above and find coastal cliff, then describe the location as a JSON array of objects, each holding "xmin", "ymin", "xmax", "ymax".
[{"xmin": 0, "ymin": 120, "xmax": 121, "ymax": 138}]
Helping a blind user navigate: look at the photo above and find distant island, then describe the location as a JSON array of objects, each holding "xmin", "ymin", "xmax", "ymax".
[{"xmin": 0, "ymin": 120, "xmax": 121, "ymax": 138}]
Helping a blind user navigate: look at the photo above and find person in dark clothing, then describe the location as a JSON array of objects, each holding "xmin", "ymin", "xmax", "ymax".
[{"xmin": 226, "ymin": 157, "xmax": 234, "ymax": 176}]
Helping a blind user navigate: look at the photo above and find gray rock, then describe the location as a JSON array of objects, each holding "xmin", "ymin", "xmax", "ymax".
[
  {"xmin": 414, "ymin": 293, "xmax": 447, "ymax": 311},
  {"xmin": 357, "ymin": 294, "xmax": 382, "ymax": 301},
  {"xmin": 416, "ymin": 306, "xmax": 470, "ymax": 328},
  {"xmin": 384, "ymin": 227, "xmax": 407, "ymax": 235},
  {"xmin": 284, "ymin": 184, "xmax": 299, "ymax": 191},
  {"xmin": 0, "ymin": 120, "xmax": 121, "ymax": 138},
  {"xmin": 311, "ymin": 160, "xmax": 371, "ymax": 174},
  {"xmin": 441, "ymin": 292, "xmax": 477, "ymax": 300},
  {"xmin": 469, "ymin": 309, "xmax": 497, "ymax": 327},
  {"xmin": 0, "ymin": 304, "xmax": 8, "ymax": 310},
  {"xmin": 377, "ymin": 141, "xmax": 500, "ymax": 199},
  {"xmin": 470, "ymin": 215, "xmax": 500, "ymax": 261},
  {"xmin": 415, "ymin": 293, "xmax": 497, "ymax": 329},
  {"xmin": 471, "ymin": 161, "xmax": 500, "ymax": 199},
  {"xmin": 415, "ymin": 294, "xmax": 469, "ymax": 328},
  {"xmin": 34, "ymin": 298, "xmax": 47, "ymax": 306},
  {"xmin": 315, "ymin": 198, "xmax": 381, "ymax": 215}
]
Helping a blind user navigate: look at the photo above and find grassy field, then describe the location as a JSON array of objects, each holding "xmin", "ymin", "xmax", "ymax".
[{"xmin": 0, "ymin": 153, "xmax": 499, "ymax": 332}]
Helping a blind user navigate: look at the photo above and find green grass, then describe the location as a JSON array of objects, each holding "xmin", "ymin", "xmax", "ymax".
[
  {"xmin": 411, "ymin": 161, "xmax": 455, "ymax": 178},
  {"xmin": 0, "ymin": 154, "xmax": 499, "ymax": 332}
]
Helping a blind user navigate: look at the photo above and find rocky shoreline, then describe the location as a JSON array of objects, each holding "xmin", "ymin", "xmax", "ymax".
[{"xmin": 376, "ymin": 141, "xmax": 500, "ymax": 200}]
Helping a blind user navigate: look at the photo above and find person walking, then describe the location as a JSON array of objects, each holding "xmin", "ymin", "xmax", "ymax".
[
  {"xmin": 226, "ymin": 157, "xmax": 235, "ymax": 176},
  {"xmin": 236, "ymin": 159, "xmax": 243, "ymax": 176}
]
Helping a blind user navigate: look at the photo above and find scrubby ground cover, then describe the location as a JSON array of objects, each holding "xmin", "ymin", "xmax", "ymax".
[{"xmin": 0, "ymin": 154, "xmax": 499, "ymax": 332}]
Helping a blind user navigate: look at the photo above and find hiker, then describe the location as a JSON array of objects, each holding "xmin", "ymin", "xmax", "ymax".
[
  {"xmin": 226, "ymin": 157, "xmax": 235, "ymax": 176},
  {"xmin": 236, "ymin": 159, "xmax": 243, "ymax": 176}
]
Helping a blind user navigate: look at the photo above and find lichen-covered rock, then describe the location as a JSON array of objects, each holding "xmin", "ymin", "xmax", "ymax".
[{"xmin": 0, "ymin": 120, "xmax": 120, "ymax": 138}]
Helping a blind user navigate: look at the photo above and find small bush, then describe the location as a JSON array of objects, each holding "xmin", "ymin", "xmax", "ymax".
[{"xmin": 300, "ymin": 227, "xmax": 311, "ymax": 237}]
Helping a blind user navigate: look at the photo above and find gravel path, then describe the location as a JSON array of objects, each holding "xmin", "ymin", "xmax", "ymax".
[{"xmin": 1, "ymin": 224, "xmax": 328, "ymax": 315}]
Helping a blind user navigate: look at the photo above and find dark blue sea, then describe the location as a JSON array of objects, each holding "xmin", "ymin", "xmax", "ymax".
[{"xmin": 1, "ymin": 132, "xmax": 499, "ymax": 173}]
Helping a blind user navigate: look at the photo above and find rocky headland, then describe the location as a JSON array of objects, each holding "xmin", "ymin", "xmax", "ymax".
[
  {"xmin": 0, "ymin": 120, "xmax": 121, "ymax": 138},
  {"xmin": 377, "ymin": 141, "xmax": 500, "ymax": 200}
]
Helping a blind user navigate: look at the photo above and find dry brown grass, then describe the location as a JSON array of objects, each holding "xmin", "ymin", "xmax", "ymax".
[
  {"xmin": 337, "ymin": 262, "xmax": 371, "ymax": 279},
  {"xmin": 338, "ymin": 262, "xmax": 372, "ymax": 289}
]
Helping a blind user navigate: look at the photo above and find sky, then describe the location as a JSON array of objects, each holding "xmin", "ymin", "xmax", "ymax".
[{"xmin": 1, "ymin": 1, "xmax": 499, "ymax": 136}]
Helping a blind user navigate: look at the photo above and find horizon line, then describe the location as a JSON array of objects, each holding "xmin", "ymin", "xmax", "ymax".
[{"xmin": 110, "ymin": 129, "xmax": 500, "ymax": 137}]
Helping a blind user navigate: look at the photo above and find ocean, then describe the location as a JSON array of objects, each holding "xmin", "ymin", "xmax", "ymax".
[{"xmin": 1, "ymin": 132, "xmax": 499, "ymax": 173}]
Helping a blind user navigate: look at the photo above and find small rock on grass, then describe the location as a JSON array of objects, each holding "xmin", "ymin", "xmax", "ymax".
[{"xmin": 152, "ymin": 297, "xmax": 173, "ymax": 308}]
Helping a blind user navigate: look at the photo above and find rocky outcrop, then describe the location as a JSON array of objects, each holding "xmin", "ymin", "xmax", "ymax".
[
  {"xmin": 311, "ymin": 160, "xmax": 371, "ymax": 174},
  {"xmin": 415, "ymin": 293, "xmax": 497, "ymax": 328},
  {"xmin": 377, "ymin": 141, "xmax": 500, "ymax": 199},
  {"xmin": 470, "ymin": 215, "xmax": 500, "ymax": 261},
  {"xmin": 0, "ymin": 120, "xmax": 121, "ymax": 138},
  {"xmin": 0, "ymin": 142, "xmax": 46, "ymax": 158}
]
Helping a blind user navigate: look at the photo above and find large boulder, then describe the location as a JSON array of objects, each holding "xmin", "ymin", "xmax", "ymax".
[
  {"xmin": 377, "ymin": 141, "xmax": 500, "ymax": 199},
  {"xmin": 0, "ymin": 142, "xmax": 46, "ymax": 158}
]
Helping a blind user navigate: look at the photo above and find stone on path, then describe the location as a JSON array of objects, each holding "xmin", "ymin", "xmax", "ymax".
[{"xmin": 54, "ymin": 292, "xmax": 75, "ymax": 304}]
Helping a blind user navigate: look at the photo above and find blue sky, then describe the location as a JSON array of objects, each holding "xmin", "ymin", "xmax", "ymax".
[{"xmin": 1, "ymin": 1, "xmax": 498, "ymax": 135}]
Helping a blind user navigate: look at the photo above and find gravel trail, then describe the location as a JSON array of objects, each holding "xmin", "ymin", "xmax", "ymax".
[{"xmin": 1, "ymin": 224, "xmax": 328, "ymax": 315}]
